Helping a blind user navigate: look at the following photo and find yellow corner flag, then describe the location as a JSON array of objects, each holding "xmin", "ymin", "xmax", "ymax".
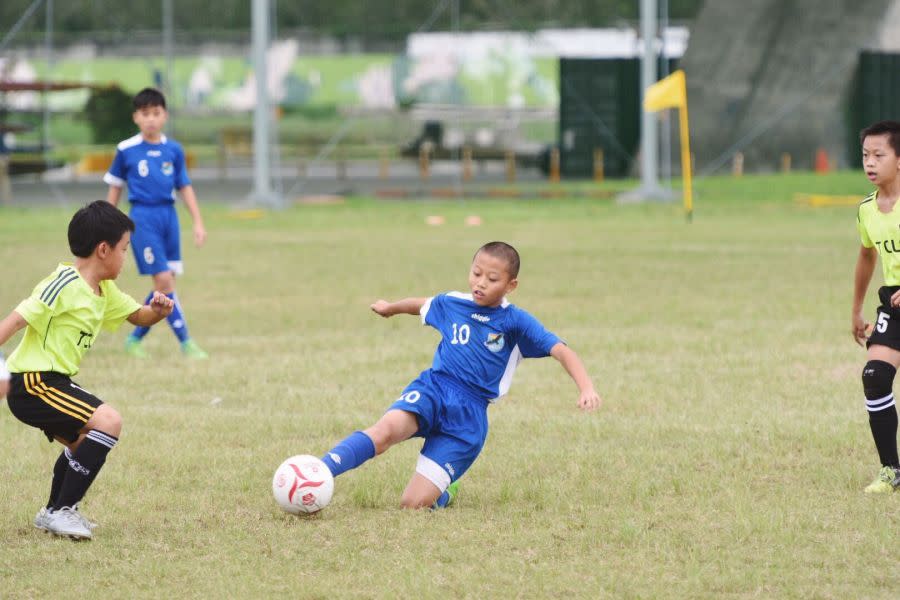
[
  {"xmin": 643, "ymin": 69, "xmax": 693, "ymax": 221},
  {"xmin": 643, "ymin": 69, "xmax": 686, "ymax": 112}
]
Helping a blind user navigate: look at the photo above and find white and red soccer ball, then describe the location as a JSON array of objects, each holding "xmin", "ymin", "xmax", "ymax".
[{"xmin": 272, "ymin": 455, "xmax": 334, "ymax": 514}]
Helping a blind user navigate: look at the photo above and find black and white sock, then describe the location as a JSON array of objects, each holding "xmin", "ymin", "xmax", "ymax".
[
  {"xmin": 53, "ymin": 430, "xmax": 118, "ymax": 510},
  {"xmin": 46, "ymin": 448, "xmax": 73, "ymax": 509},
  {"xmin": 869, "ymin": 405, "xmax": 899, "ymax": 469}
]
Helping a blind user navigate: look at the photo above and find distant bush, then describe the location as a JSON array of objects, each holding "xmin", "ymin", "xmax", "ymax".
[{"xmin": 83, "ymin": 86, "xmax": 134, "ymax": 144}]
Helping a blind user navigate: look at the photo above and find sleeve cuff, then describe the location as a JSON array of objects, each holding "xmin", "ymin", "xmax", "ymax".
[
  {"xmin": 103, "ymin": 172, "xmax": 124, "ymax": 187},
  {"xmin": 420, "ymin": 297, "xmax": 434, "ymax": 325}
]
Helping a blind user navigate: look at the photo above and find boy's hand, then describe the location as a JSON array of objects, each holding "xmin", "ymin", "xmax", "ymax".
[
  {"xmin": 149, "ymin": 291, "xmax": 175, "ymax": 317},
  {"xmin": 193, "ymin": 223, "xmax": 207, "ymax": 247},
  {"xmin": 851, "ymin": 311, "xmax": 871, "ymax": 346},
  {"xmin": 578, "ymin": 388, "xmax": 601, "ymax": 412},
  {"xmin": 370, "ymin": 300, "xmax": 393, "ymax": 318}
]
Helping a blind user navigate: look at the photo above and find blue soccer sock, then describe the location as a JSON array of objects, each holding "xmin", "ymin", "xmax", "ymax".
[
  {"xmin": 130, "ymin": 291, "xmax": 155, "ymax": 340},
  {"xmin": 165, "ymin": 292, "xmax": 190, "ymax": 343},
  {"xmin": 320, "ymin": 431, "xmax": 376, "ymax": 477},
  {"xmin": 434, "ymin": 490, "xmax": 452, "ymax": 508}
]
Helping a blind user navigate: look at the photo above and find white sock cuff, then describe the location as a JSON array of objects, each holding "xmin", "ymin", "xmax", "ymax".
[
  {"xmin": 416, "ymin": 455, "xmax": 451, "ymax": 493},
  {"xmin": 86, "ymin": 430, "xmax": 118, "ymax": 449}
]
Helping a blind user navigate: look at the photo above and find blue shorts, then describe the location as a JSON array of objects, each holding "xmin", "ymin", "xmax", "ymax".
[
  {"xmin": 129, "ymin": 203, "xmax": 183, "ymax": 276},
  {"xmin": 388, "ymin": 369, "xmax": 489, "ymax": 492}
]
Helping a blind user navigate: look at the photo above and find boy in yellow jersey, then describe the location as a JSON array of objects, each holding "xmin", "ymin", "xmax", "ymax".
[
  {"xmin": 852, "ymin": 120, "xmax": 900, "ymax": 493},
  {"xmin": 0, "ymin": 201, "xmax": 174, "ymax": 539}
]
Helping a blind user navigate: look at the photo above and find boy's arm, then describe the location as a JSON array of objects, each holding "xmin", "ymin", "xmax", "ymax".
[
  {"xmin": 106, "ymin": 185, "xmax": 123, "ymax": 207},
  {"xmin": 853, "ymin": 245, "xmax": 878, "ymax": 346},
  {"xmin": 126, "ymin": 292, "xmax": 175, "ymax": 327},
  {"xmin": 550, "ymin": 342, "xmax": 601, "ymax": 412},
  {"xmin": 371, "ymin": 298, "xmax": 428, "ymax": 318},
  {"xmin": 179, "ymin": 185, "xmax": 206, "ymax": 247},
  {"xmin": 0, "ymin": 310, "xmax": 27, "ymax": 348}
]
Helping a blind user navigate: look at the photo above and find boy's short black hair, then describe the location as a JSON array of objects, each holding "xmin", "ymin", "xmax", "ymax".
[
  {"xmin": 860, "ymin": 120, "xmax": 900, "ymax": 156},
  {"xmin": 133, "ymin": 87, "xmax": 167, "ymax": 111},
  {"xmin": 475, "ymin": 241, "xmax": 520, "ymax": 279},
  {"xmin": 68, "ymin": 201, "xmax": 135, "ymax": 258}
]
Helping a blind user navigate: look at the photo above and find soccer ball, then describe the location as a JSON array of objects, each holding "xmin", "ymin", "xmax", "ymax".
[{"xmin": 272, "ymin": 454, "xmax": 334, "ymax": 514}]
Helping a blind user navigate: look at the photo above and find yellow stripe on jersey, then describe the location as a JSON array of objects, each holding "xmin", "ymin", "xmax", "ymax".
[{"xmin": 24, "ymin": 373, "xmax": 91, "ymax": 422}]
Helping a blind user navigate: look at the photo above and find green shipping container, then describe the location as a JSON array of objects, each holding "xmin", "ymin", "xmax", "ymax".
[
  {"xmin": 847, "ymin": 51, "xmax": 900, "ymax": 168},
  {"xmin": 559, "ymin": 58, "xmax": 676, "ymax": 179}
]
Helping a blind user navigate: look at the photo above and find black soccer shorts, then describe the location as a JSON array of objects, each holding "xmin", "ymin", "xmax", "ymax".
[
  {"xmin": 867, "ymin": 286, "xmax": 900, "ymax": 350},
  {"xmin": 6, "ymin": 372, "xmax": 103, "ymax": 443}
]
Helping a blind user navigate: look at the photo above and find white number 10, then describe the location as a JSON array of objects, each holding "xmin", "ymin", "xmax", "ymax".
[{"xmin": 451, "ymin": 323, "xmax": 470, "ymax": 345}]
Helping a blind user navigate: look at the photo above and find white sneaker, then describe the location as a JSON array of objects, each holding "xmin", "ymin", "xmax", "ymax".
[
  {"xmin": 33, "ymin": 507, "xmax": 50, "ymax": 531},
  {"xmin": 44, "ymin": 506, "xmax": 92, "ymax": 540},
  {"xmin": 72, "ymin": 503, "xmax": 97, "ymax": 530}
]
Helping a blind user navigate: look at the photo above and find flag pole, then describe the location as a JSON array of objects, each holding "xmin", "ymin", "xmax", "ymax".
[{"xmin": 679, "ymin": 102, "xmax": 692, "ymax": 222}]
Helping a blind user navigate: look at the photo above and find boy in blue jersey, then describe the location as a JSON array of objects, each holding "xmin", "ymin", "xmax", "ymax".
[
  {"xmin": 319, "ymin": 241, "xmax": 601, "ymax": 509},
  {"xmin": 104, "ymin": 87, "xmax": 208, "ymax": 360}
]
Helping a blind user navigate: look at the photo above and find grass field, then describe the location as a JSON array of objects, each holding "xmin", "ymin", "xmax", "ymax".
[{"xmin": 0, "ymin": 172, "xmax": 898, "ymax": 598}]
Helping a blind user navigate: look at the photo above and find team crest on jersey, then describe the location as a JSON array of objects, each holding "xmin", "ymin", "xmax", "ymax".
[
  {"xmin": 485, "ymin": 332, "xmax": 505, "ymax": 352},
  {"xmin": 161, "ymin": 161, "xmax": 174, "ymax": 176}
]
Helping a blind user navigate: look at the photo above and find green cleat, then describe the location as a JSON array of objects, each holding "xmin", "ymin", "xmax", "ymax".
[
  {"xmin": 181, "ymin": 339, "xmax": 209, "ymax": 360},
  {"xmin": 124, "ymin": 337, "xmax": 148, "ymax": 358},
  {"xmin": 863, "ymin": 466, "xmax": 900, "ymax": 494},
  {"xmin": 444, "ymin": 480, "xmax": 460, "ymax": 507}
]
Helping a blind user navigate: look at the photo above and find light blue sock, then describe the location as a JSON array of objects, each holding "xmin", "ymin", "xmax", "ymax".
[
  {"xmin": 165, "ymin": 292, "xmax": 190, "ymax": 344},
  {"xmin": 320, "ymin": 431, "xmax": 376, "ymax": 477},
  {"xmin": 130, "ymin": 291, "xmax": 155, "ymax": 340}
]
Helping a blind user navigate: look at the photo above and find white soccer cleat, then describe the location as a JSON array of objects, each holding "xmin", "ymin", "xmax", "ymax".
[
  {"xmin": 72, "ymin": 503, "xmax": 98, "ymax": 530},
  {"xmin": 44, "ymin": 506, "xmax": 92, "ymax": 540},
  {"xmin": 33, "ymin": 507, "xmax": 50, "ymax": 531}
]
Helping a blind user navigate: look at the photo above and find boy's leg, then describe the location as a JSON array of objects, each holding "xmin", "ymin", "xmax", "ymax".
[
  {"xmin": 7, "ymin": 372, "xmax": 112, "ymax": 538},
  {"xmin": 52, "ymin": 404, "xmax": 121, "ymax": 511},
  {"xmin": 46, "ymin": 447, "xmax": 74, "ymax": 509},
  {"xmin": 404, "ymin": 391, "xmax": 488, "ymax": 510},
  {"xmin": 320, "ymin": 410, "xmax": 419, "ymax": 477},
  {"xmin": 400, "ymin": 472, "xmax": 444, "ymax": 509},
  {"xmin": 150, "ymin": 271, "xmax": 194, "ymax": 344},
  {"xmin": 862, "ymin": 345, "xmax": 900, "ymax": 493},
  {"xmin": 159, "ymin": 208, "xmax": 207, "ymax": 358}
]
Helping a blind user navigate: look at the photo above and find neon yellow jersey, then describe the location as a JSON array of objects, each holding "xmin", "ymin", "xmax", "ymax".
[
  {"xmin": 6, "ymin": 263, "xmax": 141, "ymax": 375},
  {"xmin": 857, "ymin": 191, "xmax": 900, "ymax": 286}
]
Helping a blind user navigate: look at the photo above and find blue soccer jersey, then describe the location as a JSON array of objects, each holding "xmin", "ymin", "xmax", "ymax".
[
  {"xmin": 103, "ymin": 134, "xmax": 191, "ymax": 206},
  {"xmin": 421, "ymin": 291, "xmax": 562, "ymax": 401}
]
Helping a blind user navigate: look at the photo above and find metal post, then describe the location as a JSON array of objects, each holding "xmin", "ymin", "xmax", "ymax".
[
  {"xmin": 250, "ymin": 0, "xmax": 281, "ymax": 207},
  {"xmin": 42, "ymin": 0, "xmax": 52, "ymax": 165},
  {"xmin": 163, "ymin": 0, "xmax": 175, "ymax": 134},
  {"xmin": 659, "ymin": 0, "xmax": 671, "ymax": 183},
  {"xmin": 619, "ymin": 0, "xmax": 672, "ymax": 203},
  {"xmin": 640, "ymin": 0, "xmax": 658, "ymax": 190}
]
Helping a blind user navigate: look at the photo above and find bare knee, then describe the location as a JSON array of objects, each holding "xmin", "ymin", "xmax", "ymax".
[
  {"xmin": 153, "ymin": 272, "xmax": 176, "ymax": 295},
  {"xmin": 85, "ymin": 404, "xmax": 122, "ymax": 438},
  {"xmin": 364, "ymin": 422, "xmax": 395, "ymax": 455},
  {"xmin": 364, "ymin": 410, "xmax": 418, "ymax": 455},
  {"xmin": 399, "ymin": 491, "xmax": 434, "ymax": 510},
  {"xmin": 400, "ymin": 474, "xmax": 442, "ymax": 509}
]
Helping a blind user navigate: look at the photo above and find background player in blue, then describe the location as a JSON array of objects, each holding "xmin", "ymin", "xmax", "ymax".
[
  {"xmin": 104, "ymin": 87, "xmax": 208, "ymax": 359},
  {"xmin": 319, "ymin": 241, "xmax": 601, "ymax": 509}
]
